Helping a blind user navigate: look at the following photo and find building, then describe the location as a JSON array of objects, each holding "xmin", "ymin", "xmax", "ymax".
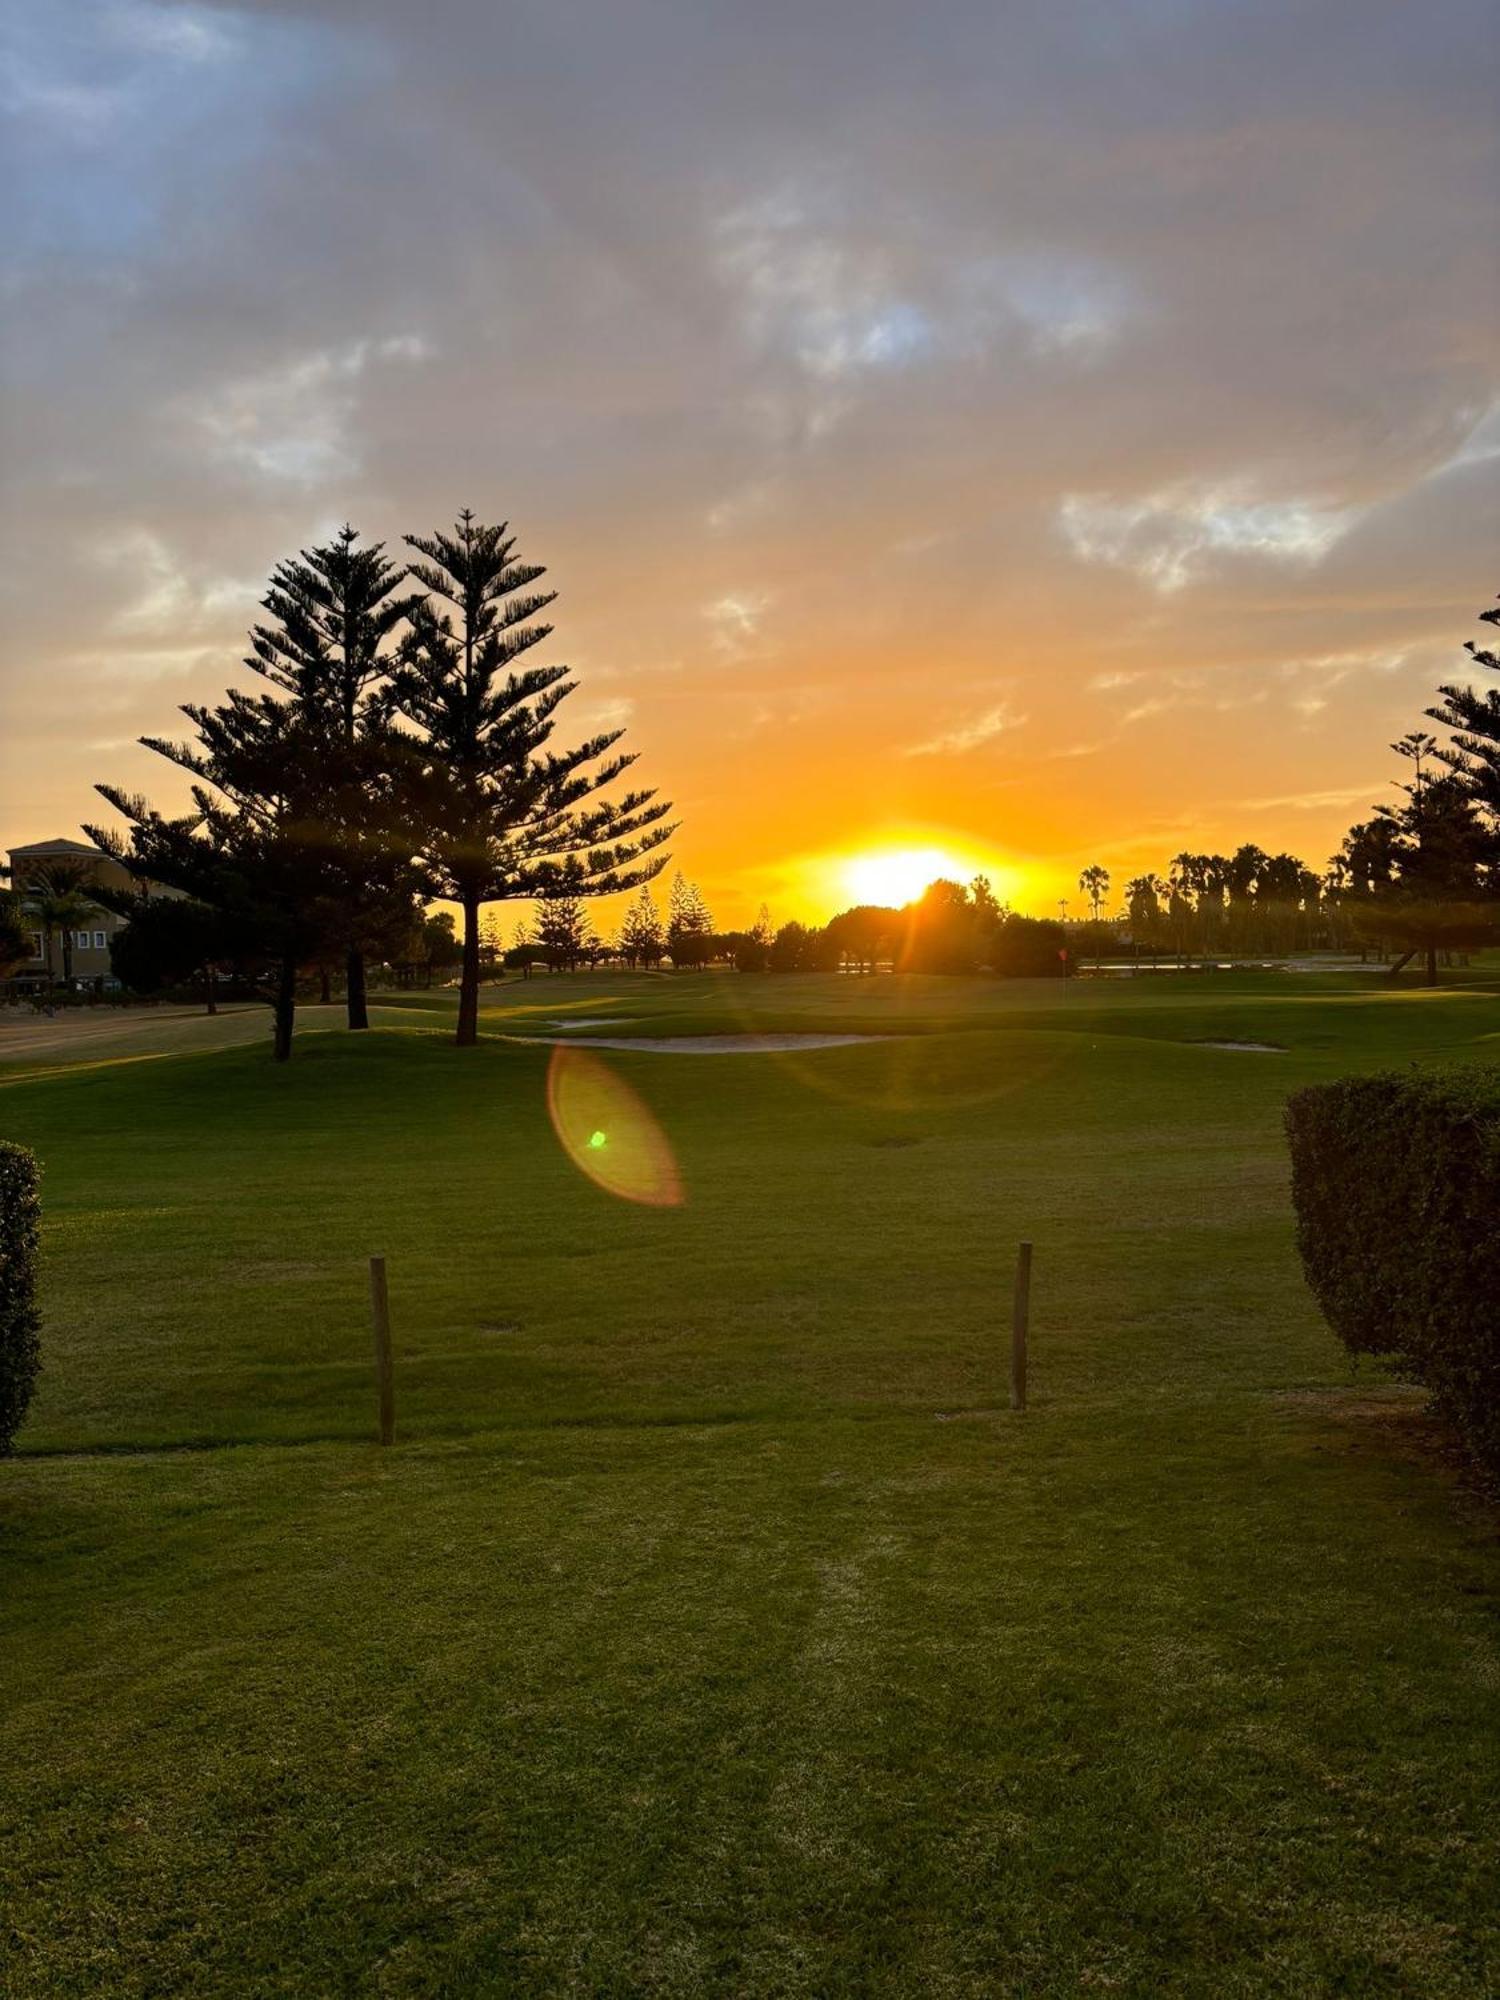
[{"xmin": 5, "ymin": 837, "xmax": 135, "ymax": 992}]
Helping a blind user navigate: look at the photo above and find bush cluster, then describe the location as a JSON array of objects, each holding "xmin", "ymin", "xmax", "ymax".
[
  {"xmin": 1285, "ymin": 1068, "xmax": 1500, "ymax": 1477},
  {"xmin": 0, "ymin": 1141, "xmax": 42, "ymax": 1454}
]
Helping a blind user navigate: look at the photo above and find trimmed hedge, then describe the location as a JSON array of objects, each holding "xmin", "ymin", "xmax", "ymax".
[
  {"xmin": 0, "ymin": 1141, "xmax": 41, "ymax": 1455},
  {"xmin": 1286, "ymin": 1068, "xmax": 1500, "ymax": 1477}
]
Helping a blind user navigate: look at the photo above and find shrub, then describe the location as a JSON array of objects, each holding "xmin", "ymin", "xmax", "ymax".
[
  {"xmin": 992, "ymin": 915, "xmax": 1068, "ymax": 979},
  {"xmin": 1285, "ymin": 1068, "xmax": 1500, "ymax": 1477},
  {"xmin": 0, "ymin": 1141, "xmax": 42, "ymax": 1454}
]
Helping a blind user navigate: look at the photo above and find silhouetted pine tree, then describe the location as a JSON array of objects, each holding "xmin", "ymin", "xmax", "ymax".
[
  {"xmin": 387, "ymin": 512, "xmax": 673, "ymax": 1044},
  {"xmin": 245, "ymin": 525, "xmax": 423, "ymax": 1028},
  {"xmin": 666, "ymin": 871, "xmax": 713, "ymax": 967},
  {"xmin": 619, "ymin": 884, "xmax": 665, "ymax": 967},
  {"xmin": 1428, "ymin": 589, "xmax": 1500, "ymax": 827},
  {"xmin": 536, "ymin": 887, "xmax": 591, "ymax": 970},
  {"xmin": 89, "ymin": 693, "xmax": 363, "ymax": 1059}
]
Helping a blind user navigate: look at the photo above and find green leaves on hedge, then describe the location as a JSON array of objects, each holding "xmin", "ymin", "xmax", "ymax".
[
  {"xmin": 0, "ymin": 1141, "xmax": 41, "ymax": 1455},
  {"xmin": 1286, "ymin": 1068, "xmax": 1500, "ymax": 1478}
]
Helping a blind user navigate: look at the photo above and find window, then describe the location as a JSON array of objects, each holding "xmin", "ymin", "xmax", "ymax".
[
  {"xmin": 93, "ymin": 930, "xmax": 106, "ymax": 949},
  {"xmin": 29, "ymin": 933, "xmax": 42, "ymax": 960}
]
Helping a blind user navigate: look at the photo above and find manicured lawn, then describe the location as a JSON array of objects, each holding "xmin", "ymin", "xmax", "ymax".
[{"xmin": 2, "ymin": 970, "xmax": 1498, "ymax": 1995}]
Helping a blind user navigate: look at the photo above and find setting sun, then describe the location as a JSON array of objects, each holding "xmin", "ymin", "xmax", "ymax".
[
  {"xmin": 838, "ymin": 840, "xmax": 1020, "ymax": 911},
  {"xmin": 844, "ymin": 846, "xmax": 970, "ymax": 907}
]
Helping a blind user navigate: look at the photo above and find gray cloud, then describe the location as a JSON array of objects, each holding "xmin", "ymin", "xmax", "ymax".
[{"xmin": 2, "ymin": 0, "xmax": 1497, "ymax": 907}]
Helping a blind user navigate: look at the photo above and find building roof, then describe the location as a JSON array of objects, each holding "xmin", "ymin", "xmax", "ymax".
[{"xmin": 9, "ymin": 838, "xmax": 106, "ymax": 857}]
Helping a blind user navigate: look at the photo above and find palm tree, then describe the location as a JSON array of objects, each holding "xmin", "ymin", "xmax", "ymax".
[
  {"xmin": 20, "ymin": 861, "xmax": 98, "ymax": 988},
  {"xmin": 1079, "ymin": 864, "xmax": 1110, "ymax": 923},
  {"xmin": 1078, "ymin": 863, "xmax": 1111, "ymax": 969}
]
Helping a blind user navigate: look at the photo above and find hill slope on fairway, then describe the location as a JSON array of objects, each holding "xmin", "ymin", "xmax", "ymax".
[{"xmin": 2, "ymin": 970, "xmax": 1498, "ymax": 1996}]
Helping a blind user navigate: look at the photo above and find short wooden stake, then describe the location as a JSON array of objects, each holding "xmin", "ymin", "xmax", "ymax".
[
  {"xmin": 369, "ymin": 1255, "xmax": 395, "ymax": 1446},
  {"xmin": 1010, "ymin": 1241, "xmax": 1032, "ymax": 1412}
]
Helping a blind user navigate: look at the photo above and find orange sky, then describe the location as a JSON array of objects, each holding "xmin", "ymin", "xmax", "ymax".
[{"xmin": 3, "ymin": 2, "xmax": 1497, "ymax": 932}]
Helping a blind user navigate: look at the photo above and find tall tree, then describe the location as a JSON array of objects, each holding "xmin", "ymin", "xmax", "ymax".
[
  {"xmin": 1428, "ymin": 589, "xmax": 1500, "ymax": 825},
  {"xmin": 386, "ymin": 512, "xmax": 673, "ymax": 1044},
  {"xmin": 666, "ymin": 871, "xmax": 713, "ymax": 968},
  {"xmin": 245, "ymin": 525, "xmax": 422, "ymax": 1028},
  {"xmin": 536, "ymin": 886, "xmax": 592, "ymax": 971},
  {"xmin": 619, "ymin": 884, "xmax": 665, "ymax": 967},
  {"xmin": 1124, "ymin": 874, "xmax": 1167, "ymax": 960},
  {"xmin": 1343, "ymin": 732, "xmax": 1500, "ymax": 982},
  {"xmin": 1078, "ymin": 863, "xmax": 1110, "ymax": 923}
]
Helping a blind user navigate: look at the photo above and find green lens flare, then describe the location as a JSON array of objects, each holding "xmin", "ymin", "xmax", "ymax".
[{"xmin": 545, "ymin": 1047, "xmax": 684, "ymax": 1207}]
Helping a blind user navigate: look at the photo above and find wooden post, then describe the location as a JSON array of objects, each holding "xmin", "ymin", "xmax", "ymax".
[
  {"xmin": 369, "ymin": 1255, "xmax": 395, "ymax": 1445},
  {"xmin": 1010, "ymin": 1241, "xmax": 1032, "ymax": 1412}
]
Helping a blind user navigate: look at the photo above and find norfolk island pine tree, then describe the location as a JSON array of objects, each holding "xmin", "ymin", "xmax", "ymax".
[
  {"xmin": 89, "ymin": 692, "xmax": 368, "ymax": 1060},
  {"xmin": 385, "ymin": 511, "xmax": 674, "ymax": 1045},
  {"xmin": 243, "ymin": 525, "xmax": 425, "ymax": 1029}
]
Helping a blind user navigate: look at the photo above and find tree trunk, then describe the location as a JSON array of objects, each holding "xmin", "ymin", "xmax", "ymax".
[
  {"xmin": 346, "ymin": 945, "xmax": 369, "ymax": 1030},
  {"xmin": 1425, "ymin": 943, "xmax": 1439, "ymax": 986},
  {"xmin": 1387, "ymin": 949, "xmax": 1416, "ymax": 980},
  {"xmin": 456, "ymin": 892, "xmax": 481, "ymax": 1046},
  {"xmin": 273, "ymin": 959, "xmax": 296, "ymax": 1061},
  {"xmin": 201, "ymin": 964, "xmax": 217, "ymax": 1016}
]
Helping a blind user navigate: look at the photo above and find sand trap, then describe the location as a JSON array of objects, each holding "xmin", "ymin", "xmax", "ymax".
[
  {"xmin": 1190, "ymin": 1039, "xmax": 1286, "ymax": 1053},
  {"xmin": 540, "ymin": 1017, "xmax": 636, "ymax": 1030},
  {"xmin": 509, "ymin": 1032, "xmax": 894, "ymax": 1054}
]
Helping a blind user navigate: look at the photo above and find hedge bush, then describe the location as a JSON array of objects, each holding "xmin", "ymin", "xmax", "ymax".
[
  {"xmin": 1286, "ymin": 1067, "xmax": 1500, "ymax": 1477},
  {"xmin": 0, "ymin": 1141, "xmax": 41, "ymax": 1455}
]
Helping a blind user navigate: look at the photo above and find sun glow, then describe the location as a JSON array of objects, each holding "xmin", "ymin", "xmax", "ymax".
[{"xmin": 841, "ymin": 844, "xmax": 987, "ymax": 909}]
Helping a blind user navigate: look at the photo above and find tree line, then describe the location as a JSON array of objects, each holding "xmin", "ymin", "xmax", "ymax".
[
  {"xmin": 1064, "ymin": 592, "xmax": 1500, "ymax": 980},
  {"xmin": 4, "ymin": 581, "xmax": 1496, "ymax": 1009},
  {"xmin": 78, "ymin": 514, "xmax": 674, "ymax": 1057}
]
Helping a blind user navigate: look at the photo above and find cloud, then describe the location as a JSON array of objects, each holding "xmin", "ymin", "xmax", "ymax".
[
  {"xmin": 1059, "ymin": 486, "xmax": 1362, "ymax": 592},
  {"xmin": 906, "ymin": 700, "xmax": 1029, "ymax": 757},
  {"xmin": 174, "ymin": 336, "xmax": 432, "ymax": 485},
  {"xmin": 702, "ymin": 592, "xmax": 772, "ymax": 656},
  {"xmin": 1, "ymin": 0, "xmax": 1496, "ymax": 903},
  {"xmin": 1239, "ymin": 783, "xmax": 1388, "ymax": 813}
]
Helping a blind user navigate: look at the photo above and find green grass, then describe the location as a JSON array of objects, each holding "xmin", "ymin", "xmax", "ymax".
[{"xmin": 2, "ymin": 970, "xmax": 1499, "ymax": 1995}]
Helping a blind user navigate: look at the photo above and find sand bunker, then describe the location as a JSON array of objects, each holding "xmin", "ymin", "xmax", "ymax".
[
  {"xmin": 510, "ymin": 1032, "xmax": 894, "ymax": 1054},
  {"xmin": 1190, "ymin": 1039, "xmax": 1286, "ymax": 1053},
  {"xmin": 540, "ymin": 1017, "xmax": 636, "ymax": 1029}
]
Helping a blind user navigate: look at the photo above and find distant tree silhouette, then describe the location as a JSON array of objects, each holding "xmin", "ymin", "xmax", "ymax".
[
  {"xmin": 666, "ymin": 871, "xmax": 714, "ymax": 968},
  {"xmin": 619, "ymin": 884, "xmax": 666, "ymax": 967},
  {"xmin": 536, "ymin": 886, "xmax": 592, "ymax": 971},
  {"xmin": 1124, "ymin": 874, "xmax": 1167, "ymax": 960},
  {"xmin": 990, "ymin": 913, "xmax": 1067, "ymax": 977},
  {"xmin": 0, "ymin": 887, "xmax": 28, "ymax": 978},
  {"xmin": 1336, "ymin": 730, "xmax": 1500, "ymax": 981},
  {"xmin": 1428, "ymin": 589, "xmax": 1500, "ymax": 826},
  {"xmin": 108, "ymin": 895, "xmax": 236, "ymax": 1013},
  {"xmin": 1078, "ymin": 864, "xmax": 1110, "ymax": 923},
  {"xmin": 824, "ymin": 903, "xmax": 899, "ymax": 973},
  {"xmin": 386, "ymin": 512, "xmax": 673, "ymax": 1044},
  {"xmin": 767, "ymin": 920, "xmax": 838, "ymax": 972}
]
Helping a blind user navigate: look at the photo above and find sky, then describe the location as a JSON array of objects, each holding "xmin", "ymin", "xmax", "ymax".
[{"xmin": 2, "ymin": 0, "xmax": 1497, "ymax": 927}]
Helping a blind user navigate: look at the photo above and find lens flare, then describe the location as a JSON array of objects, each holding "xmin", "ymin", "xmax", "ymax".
[{"xmin": 546, "ymin": 1046, "xmax": 684, "ymax": 1207}]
